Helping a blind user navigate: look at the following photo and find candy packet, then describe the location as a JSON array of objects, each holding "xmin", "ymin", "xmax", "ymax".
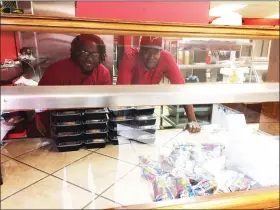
[
  {"xmin": 192, "ymin": 179, "xmax": 218, "ymax": 196},
  {"xmin": 152, "ymin": 176, "xmax": 175, "ymax": 202},
  {"xmin": 227, "ymin": 173, "xmax": 255, "ymax": 192},
  {"xmin": 176, "ymin": 176, "xmax": 195, "ymax": 198}
]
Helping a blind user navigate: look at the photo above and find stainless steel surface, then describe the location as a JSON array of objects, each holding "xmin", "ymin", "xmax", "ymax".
[
  {"xmin": 1, "ymin": 83, "xmax": 279, "ymax": 111},
  {"xmin": 32, "ymin": 1, "xmax": 75, "ymax": 17}
]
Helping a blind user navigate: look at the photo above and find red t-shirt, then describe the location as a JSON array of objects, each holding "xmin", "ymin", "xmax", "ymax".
[
  {"xmin": 35, "ymin": 58, "xmax": 112, "ymax": 137},
  {"xmin": 39, "ymin": 58, "xmax": 112, "ymax": 86},
  {"xmin": 117, "ymin": 48, "xmax": 184, "ymax": 85}
]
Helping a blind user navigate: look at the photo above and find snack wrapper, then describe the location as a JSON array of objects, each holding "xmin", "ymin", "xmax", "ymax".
[
  {"xmin": 139, "ymin": 156, "xmax": 163, "ymax": 182},
  {"xmin": 228, "ymin": 174, "xmax": 254, "ymax": 192},
  {"xmin": 176, "ymin": 176, "xmax": 195, "ymax": 198},
  {"xmin": 153, "ymin": 177, "xmax": 175, "ymax": 202},
  {"xmin": 192, "ymin": 179, "xmax": 217, "ymax": 196}
]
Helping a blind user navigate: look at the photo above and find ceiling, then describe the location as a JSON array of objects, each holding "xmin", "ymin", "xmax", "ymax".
[{"xmin": 210, "ymin": 1, "xmax": 279, "ymax": 18}]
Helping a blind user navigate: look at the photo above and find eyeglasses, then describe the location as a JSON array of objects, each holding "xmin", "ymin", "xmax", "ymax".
[{"xmin": 80, "ymin": 50, "xmax": 99, "ymax": 59}]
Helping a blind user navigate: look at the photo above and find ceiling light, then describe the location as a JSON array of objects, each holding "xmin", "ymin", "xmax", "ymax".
[
  {"xmin": 210, "ymin": 4, "xmax": 247, "ymax": 17},
  {"xmin": 266, "ymin": 14, "xmax": 279, "ymax": 19}
]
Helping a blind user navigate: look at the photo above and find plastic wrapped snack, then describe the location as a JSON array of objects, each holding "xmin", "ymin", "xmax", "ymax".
[
  {"xmin": 153, "ymin": 176, "xmax": 175, "ymax": 202},
  {"xmin": 192, "ymin": 179, "xmax": 218, "ymax": 196},
  {"xmin": 139, "ymin": 156, "xmax": 163, "ymax": 182},
  {"xmin": 228, "ymin": 173, "xmax": 255, "ymax": 192},
  {"xmin": 176, "ymin": 176, "xmax": 195, "ymax": 198}
]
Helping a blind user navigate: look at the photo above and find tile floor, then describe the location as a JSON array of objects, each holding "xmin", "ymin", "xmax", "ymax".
[
  {"xmin": 0, "ymin": 124, "xmax": 258, "ymax": 209},
  {"xmin": 0, "ymin": 128, "xmax": 184, "ymax": 209}
]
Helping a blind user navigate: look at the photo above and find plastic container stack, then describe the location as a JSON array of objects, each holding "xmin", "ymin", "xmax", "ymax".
[
  {"xmin": 108, "ymin": 106, "xmax": 156, "ymax": 144},
  {"xmin": 51, "ymin": 108, "xmax": 108, "ymax": 152}
]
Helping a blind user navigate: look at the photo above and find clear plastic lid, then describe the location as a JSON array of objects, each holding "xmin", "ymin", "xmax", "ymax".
[
  {"xmin": 84, "ymin": 108, "xmax": 108, "ymax": 114},
  {"xmin": 53, "ymin": 121, "xmax": 81, "ymax": 126},
  {"xmin": 52, "ymin": 110, "xmax": 81, "ymax": 116},
  {"xmin": 135, "ymin": 115, "xmax": 156, "ymax": 121}
]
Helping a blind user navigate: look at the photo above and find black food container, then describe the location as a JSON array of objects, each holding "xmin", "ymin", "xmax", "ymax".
[
  {"xmin": 108, "ymin": 117, "xmax": 134, "ymax": 130},
  {"xmin": 51, "ymin": 121, "xmax": 83, "ymax": 135},
  {"xmin": 84, "ymin": 138, "xmax": 107, "ymax": 148},
  {"xmin": 132, "ymin": 115, "xmax": 157, "ymax": 127},
  {"xmin": 56, "ymin": 141, "xmax": 83, "ymax": 152},
  {"xmin": 84, "ymin": 121, "xmax": 107, "ymax": 131},
  {"xmin": 108, "ymin": 132, "xmax": 130, "ymax": 145},
  {"xmin": 52, "ymin": 131, "xmax": 83, "ymax": 143},
  {"xmin": 135, "ymin": 106, "xmax": 155, "ymax": 116},
  {"xmin": 51, "ymin": 110, "xmax": 82, "ymax": 122},
  {"xmin": 82, "ymin": 131, "xmax": 108, "ymax": 140},
  {"xmin": 108, "ymin": 107, "xmax": 135, "ymax": 118},
  {"xmin": 83, "ymin": 108, "xmax": 108, "ymax": 120}
]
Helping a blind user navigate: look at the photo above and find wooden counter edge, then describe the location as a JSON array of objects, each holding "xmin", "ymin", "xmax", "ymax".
[
  {"xmin": 108, "ymin": 187, "xmax": 279, "ymax": 209},
  {"xmin": 1, "ymin": 14, "xmax": 279, "ymax": 39}
]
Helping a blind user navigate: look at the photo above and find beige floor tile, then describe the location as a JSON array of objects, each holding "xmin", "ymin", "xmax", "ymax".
[
  {"xmin": 1, "ymin": 138, "xmax": 47, "ymax": 158},
  {"xmin": 1, "ymin": 154, "xmax": 11, "ymax": 163},
  {"xmin": 53, "ymin": 153, "xmax": 135, "ymax": 194},
  {"xmin": 96, "ymin": 144, "xmax": 159, "ymax": 165},
  {"xmin": 86, "ymin": 148, "xmax": 99, "ymax": 152},
  {"xmin": 0, "ymin": 160, "xmax": 48, "ymax": 200},
  {"xmin": 1, "ymin": 176, "xmax": 94, "ymax": 209},
  {"xmin": 84, "ymin": 197, "xmax": 120, "ymax": 209},
  {"xmin": 102, "ymin": 167, "xmax": 153, "ymax": 206},
  {"xmin": 15, "ymin": 144, "xmax": 91, "ymax": 174}
]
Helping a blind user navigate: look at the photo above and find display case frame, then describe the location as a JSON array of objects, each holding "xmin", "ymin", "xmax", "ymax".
[{"xmin": 1, "ymin": 14, "xmax": 279, "ymax": 209}]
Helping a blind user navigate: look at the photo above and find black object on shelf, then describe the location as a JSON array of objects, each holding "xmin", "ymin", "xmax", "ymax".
[
  {"xmin": 56, "ymin": 141, "xmax": 83, "ymax": 152},
  {"xmin": 108, "ymin": 107, "xmax": 135, "ymax": 118},
  {"xmin": 52, "ymin": 121, "xmax": 83, "ymax": 135},
  {"xmin": 52, "ymin": 131, "xmax": 83, "ymax": 143},
  {"xmin": 84, "ymin": 121, "xmax": 107, "ymax": 130},
  {"xmin": 135, "ymin": 107, "xmax": 155, "ymax": 116},
  {"xmin": 51, "ymin": 110, "xmax": 82, "ymax": 122},
  {"xmin": 83, "ymin": 108, "xmax": 108, "ymax": 120},
  {"xmin": 133, "ymin": 115, "xmax": 157, "ymax": 127},
  {"xmin": 84, "ymin": 139, "xmax": 106, "ymax": 149}
]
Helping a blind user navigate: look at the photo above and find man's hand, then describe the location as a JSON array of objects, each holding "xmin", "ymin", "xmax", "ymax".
[{"xmin": 184, "ymin": 121, "xmax": 201, "ymax": 133}]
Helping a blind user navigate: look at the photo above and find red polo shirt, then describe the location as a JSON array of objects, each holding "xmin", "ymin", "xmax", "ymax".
[
  {"xmin": 39, "ymin": 58, "xmax": 112, "ymax": 86},
  {"xmin": 34, "ymin": 58, "xmax": 112, "ymax": 137},
  {"xmin": 117, "ymin": 48, "xmax": 184, "ymax": 85}
]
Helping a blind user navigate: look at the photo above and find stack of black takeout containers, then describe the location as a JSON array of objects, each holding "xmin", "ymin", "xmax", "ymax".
[
  {"xmin": 51, "ymin": 108, "xmax": 108, "ymax": 152},
  {"xmin": 108, "ymin": 106, "xmax": 157, "ymax": 144}
]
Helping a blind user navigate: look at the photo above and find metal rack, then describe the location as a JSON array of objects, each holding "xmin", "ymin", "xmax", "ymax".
[{"xmin": 159, "ymin": 39, "xmax": 270, "ymax": 128}]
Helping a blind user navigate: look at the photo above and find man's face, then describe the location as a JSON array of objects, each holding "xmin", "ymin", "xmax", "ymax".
[
  {"xmin": 76, "ymin": 42, "xmax": 100, "ymax": 74},
  {"xmin": 140, "ymin": 47, "xmax": 161, "ymax": 70}
]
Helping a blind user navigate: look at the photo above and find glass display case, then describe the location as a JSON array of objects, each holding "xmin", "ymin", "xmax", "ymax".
[{"xmin": 0, "ymin": 14, "xmax": 279, "ymax": 209}]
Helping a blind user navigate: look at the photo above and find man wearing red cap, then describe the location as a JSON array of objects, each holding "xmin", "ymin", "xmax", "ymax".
[
  {"xmin": 36, "ymin": 34, "xmax": 112, "ymax": 136},
  {"xmin": 117, "ymin": 36, "xmax": 200, "ymax": 133},
  {"xmin": 39, "ymin": 34, "xmax": 111, "ymax": 85}
]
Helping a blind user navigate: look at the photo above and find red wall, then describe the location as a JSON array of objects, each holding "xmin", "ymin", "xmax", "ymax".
[
  {"xmin": 76, "ymin": 1, "xmax": 210, "ymax": 23},
  {"xmin": 0, "ymin": 32, "xmax": 20, "ymax": 63},
  {"xmin": 242, "ymin": 18, "xmax": 279, "ymax": 26},
  {"xmin": 209, "ymin": 17, "xmax": 279, "ymax": 26}
]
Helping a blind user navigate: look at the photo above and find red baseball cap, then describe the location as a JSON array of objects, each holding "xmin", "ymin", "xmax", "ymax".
[{"xmin": 140, "ymin": 36, "xmax": 163, "ymax": 49}]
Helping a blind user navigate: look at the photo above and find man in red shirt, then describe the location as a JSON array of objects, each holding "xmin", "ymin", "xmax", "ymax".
[
  {"xmin": 39, "ymin": 34, "xmax": 111, "ymax": 86},
  {"xmin": 36, "ymin": 34, "xmax": 112, "ymax": 136},
  {"xmin": 117, "ymin": 36, "xmax": 200, "ymax": 133}
]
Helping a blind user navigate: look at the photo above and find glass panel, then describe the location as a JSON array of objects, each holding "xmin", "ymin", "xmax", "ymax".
[
  {"xmin": 4, "ymin": 33, "xmax": 271, "ymax": 86},
  {"xmin": 1, "ymin": 23, "xmax": 278, "ymax": 209}
]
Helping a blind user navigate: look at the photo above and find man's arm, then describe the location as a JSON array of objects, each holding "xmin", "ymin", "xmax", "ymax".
[
  {"xmin": 164, "ymin": 52, "xmax": 200, "ymax": 133},
  {"xmin": 116, "ymin": 48, "xmax": 137, "ymax": 85}
]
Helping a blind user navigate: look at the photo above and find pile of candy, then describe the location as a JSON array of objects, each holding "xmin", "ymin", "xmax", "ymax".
[{"xmin": 139, "ymin": 143, "xmax": 256, "ymax": 202}]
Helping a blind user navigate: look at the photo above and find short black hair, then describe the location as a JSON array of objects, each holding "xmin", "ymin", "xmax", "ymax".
[{"xmin": 70, "ymin": 34, "xmax": 106, "ymax": 63}]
